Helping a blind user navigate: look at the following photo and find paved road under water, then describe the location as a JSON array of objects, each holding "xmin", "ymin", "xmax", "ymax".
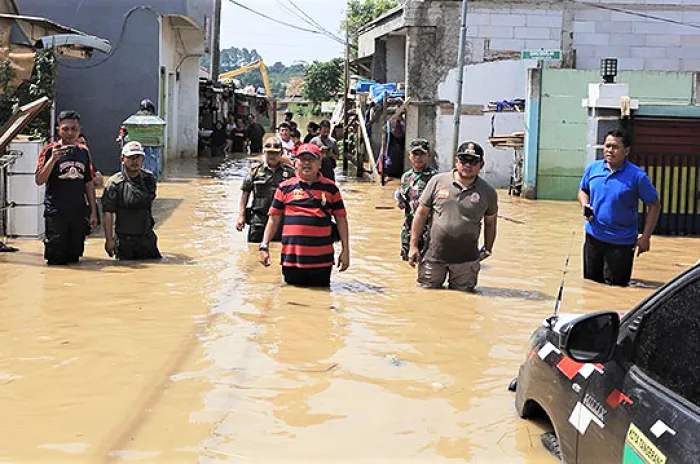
[{"xmin": 0, "ymin": 158, "xmax": 698, "ymax": 463}]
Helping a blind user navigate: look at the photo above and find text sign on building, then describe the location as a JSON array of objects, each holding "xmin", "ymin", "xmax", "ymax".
[{"xmin": 521, "ymin": 49, "xmax": 561, "ymax": 60}]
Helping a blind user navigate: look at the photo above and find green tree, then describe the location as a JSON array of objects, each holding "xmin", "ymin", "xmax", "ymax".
[
  {"xmin": 302, "ymin": 58, "xmax": 343, "ymax": 112},
  {"xmin": 0, "ymin": 49, "xmax": 56, "ymax": 138},
  {"xmin": 342, "ymin": 0, "xmax": 398, "ymax": 59}
]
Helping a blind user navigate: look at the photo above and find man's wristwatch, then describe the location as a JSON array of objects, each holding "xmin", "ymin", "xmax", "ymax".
[
  {"xmin": 258, "ymin": 243, "xmax": 269, "ymax": 251},
  {"xmin": 479, "ymin": 246, "xmax": 492, "ymax": 260}
]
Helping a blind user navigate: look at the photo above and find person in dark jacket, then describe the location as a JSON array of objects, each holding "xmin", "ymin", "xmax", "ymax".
[
  {"xmin": 35, "ymin": 110, "xmax": 97, "ymax": 265},
  {"xmin": 102, "ymin": 141, "xmax": 161, "ymax": 260}
]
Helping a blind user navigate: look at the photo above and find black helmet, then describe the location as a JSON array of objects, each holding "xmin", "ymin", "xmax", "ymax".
[{"xmin": 139, "ymin": 99, "xmax": 156, "ymax": 114}]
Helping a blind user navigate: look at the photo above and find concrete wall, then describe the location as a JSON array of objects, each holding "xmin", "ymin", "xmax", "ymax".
[
  {"xmin": 536, "ymin": 69, "xmax": 696, "ymax": 200},
  {"xmin": 385, "ymin": 35, "xmax": 406, "ymax": 83},
  {"xmin": 435, "ymin": 60, "xmax": 528, "ymax": 187},
  {"xmin": 16, "ymin": 0, "xmax": 211, "ymax": 173},
  {"xmin": 160, "ymin": 17, "xmax": 204, "ymax": 160},
  {"xmin": 462, "ymin": 0, "xmax": 700, "ymax": 72}
]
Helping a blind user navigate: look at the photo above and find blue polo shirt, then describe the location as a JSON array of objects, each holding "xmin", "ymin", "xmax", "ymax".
[{"xmin": 579, "ymin": 159, "xmax": 658, "ymax": 245}]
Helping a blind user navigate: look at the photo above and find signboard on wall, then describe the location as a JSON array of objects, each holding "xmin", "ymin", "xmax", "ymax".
[{"xmin": 521, "ymin": 49, "xmax": 561, "ymax": 60}]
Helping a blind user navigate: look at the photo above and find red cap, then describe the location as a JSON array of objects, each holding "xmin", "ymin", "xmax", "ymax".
[{"xmin": 295, "ymin": 143, "xmax": 323, "ymax": 159}]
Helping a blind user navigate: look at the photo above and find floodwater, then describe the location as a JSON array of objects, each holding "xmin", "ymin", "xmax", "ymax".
[{"xmin": 0, "ymin": 158, "xmax": 698, "ymax": 464}]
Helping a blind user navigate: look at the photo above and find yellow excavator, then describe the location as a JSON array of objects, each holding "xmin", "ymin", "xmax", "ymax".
[{"xmin": 218, "ymin": 60, "xmax": 272, "ymax": 98}]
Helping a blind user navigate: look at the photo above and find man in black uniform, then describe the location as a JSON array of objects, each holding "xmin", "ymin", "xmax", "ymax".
[
  {"xmin": 35, "ymin": 110, "xmax": 98, "ymax": 265},
  {"xmin": 236, "ymin": 136, "xmax": 296, "ymax": 242},
  {"xmin": 102, "ymin": 141, "xmax": 161, "ymax": 260}
]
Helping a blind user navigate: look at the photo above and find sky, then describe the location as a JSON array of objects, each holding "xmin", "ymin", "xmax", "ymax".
[{"xmin": 220, "ymin": 0, "xmax": 347, "ymax": 66}]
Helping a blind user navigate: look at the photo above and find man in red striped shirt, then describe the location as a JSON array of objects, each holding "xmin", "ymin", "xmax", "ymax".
[{"xmin": 258, "ymin": 143, "xmax": 350, "ymax": 287}]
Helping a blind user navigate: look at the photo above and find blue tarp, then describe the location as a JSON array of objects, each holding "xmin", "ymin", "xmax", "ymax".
[{"xmin": 369, "ymin": 83, "xmax": 404, "ymax": 105}]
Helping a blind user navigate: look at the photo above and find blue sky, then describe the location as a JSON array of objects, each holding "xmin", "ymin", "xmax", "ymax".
[{"xmin": 220, "ymin": 0, "xmax": 346, "ymax": 66}]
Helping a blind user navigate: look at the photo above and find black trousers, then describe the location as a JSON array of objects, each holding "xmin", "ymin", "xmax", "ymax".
[
  {"xmin": 44, "ymin": 214, "xmax": 86, "ymax": 265},
  {"xmin": 583, "ymin": 234, "xmax": 635, "ymax": 287},
  {"xmin": 247, "ymin": 214, "xmax": 283, "ymax": 243},
  {"xmin": 116, "ymin": 232, "xmax": 162, "ymax": 260},
  {"xmin": 282, "ymin": 266, "xmax": 332, "ymax": 288}
]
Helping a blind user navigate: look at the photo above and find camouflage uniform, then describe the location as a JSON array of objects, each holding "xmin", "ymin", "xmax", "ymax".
[
  {"xmin": 398, "ymin": 167, "xmax": 438, "ymax": 260},
  {"xmin": 241, "ymin": 162, "xmax": 296, "ymax": 242}
]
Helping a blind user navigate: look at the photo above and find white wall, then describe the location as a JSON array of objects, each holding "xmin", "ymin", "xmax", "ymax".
[
  {"xmin": 160, "ymin": 17, "xmax": 204, "ymax": 159},
  {"xmin": 385, "ymin": 35, "xmax": 406, "ymax": 83},
  {"xmin": 465, "ymin": 1, "xmax": 700, "ymax": 72},
  {"xmin": 436, "ymin": 60, "xmax": 528, "ymax": 188}
]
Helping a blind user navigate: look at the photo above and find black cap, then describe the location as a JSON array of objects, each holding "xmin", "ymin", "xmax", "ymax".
[
  {"xmin": 457, "ymin": 141, "xmax": 484, "ymax": 159},
  {"xmin": 409, "ymin": 138, "xmax": 430, "ymax": 153}
]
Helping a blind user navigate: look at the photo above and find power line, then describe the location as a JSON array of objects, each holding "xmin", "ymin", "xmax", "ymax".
[
  {"xmin": 227, "ymin": 0, "xmax": 344, "ymax": 41},
  {"xmin": 572, "ymin": 0, "xmax": 700, "ymax": 30},
  {"xmin": 270, "ymin": 0, "xmax": 340, "ymax": 42},
  {"xmin": 58, "ymin": 5, "xmax": 160, "ymax": 69},
  {"xmin": 284, "ymin": 0, "xmax": 346, "ymax": 43}
]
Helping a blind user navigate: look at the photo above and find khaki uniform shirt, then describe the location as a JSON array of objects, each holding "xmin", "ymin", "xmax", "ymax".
[{"xmin": 419, "ymin": 171, "xmax": 498, "ymax": 263}]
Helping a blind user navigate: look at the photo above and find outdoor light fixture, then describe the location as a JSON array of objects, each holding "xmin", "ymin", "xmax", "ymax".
[{"xmin": 601, "ymin": 58, "xmax": 618, "ymax": 84}]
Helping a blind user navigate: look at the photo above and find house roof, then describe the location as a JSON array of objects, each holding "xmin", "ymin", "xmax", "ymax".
[{"xmin": 358, "ymin": 5, "xmax": 405, "ymax": 34}]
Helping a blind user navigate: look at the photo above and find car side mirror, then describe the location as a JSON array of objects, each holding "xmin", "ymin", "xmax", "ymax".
[{"xmin": 559, "ymin": 311, "xmax": 620, "ymax": 364}]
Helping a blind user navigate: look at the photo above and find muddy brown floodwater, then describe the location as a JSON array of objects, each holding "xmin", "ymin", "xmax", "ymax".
[{"xmin": 0, "ymin": 158, "xmax": 698, "ymax": 463}]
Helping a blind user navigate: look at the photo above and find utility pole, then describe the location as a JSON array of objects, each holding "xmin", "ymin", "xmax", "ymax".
[
  {"xmin": 450, "ymin": 0, "xmax": 469, "ymax": 159},
  {"xmin": 342, "ymin": 1, "xmax": 350, "ymax": 175},
  {"xmin": 211, "ymin": 0, "xmax": 222, "ymax": 80}
]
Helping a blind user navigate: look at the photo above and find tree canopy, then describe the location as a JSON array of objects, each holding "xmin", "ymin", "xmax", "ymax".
[
  {"xmin": 343, "ymin": 0, "xmax": 399, "ymax": 58},
  {"xmin": 302, "ymin": 58, "xmax": 344, "ymax": 109}
]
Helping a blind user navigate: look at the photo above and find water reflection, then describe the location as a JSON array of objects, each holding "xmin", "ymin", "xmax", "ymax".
[{"xmin": 0, "ymin": 157, "xmax": 698, "ymax": 463}]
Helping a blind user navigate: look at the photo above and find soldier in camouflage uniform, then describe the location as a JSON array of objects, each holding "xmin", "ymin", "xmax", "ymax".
[
  {"xmin": 237, "ymin": 136, "xmax": 296, "ymax": 243},
  {"xmin": 102, "ymin": 141, "xmax": 161, "ymax": 260},
  {"xmin": 395, "ymin": 138, "xmax": 438, "ymax": 261}
]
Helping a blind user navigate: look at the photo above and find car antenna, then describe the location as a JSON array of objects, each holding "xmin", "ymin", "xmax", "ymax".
[{"xmin": 553, "ymin": 231, "xmax": 576, "ymax": 321}]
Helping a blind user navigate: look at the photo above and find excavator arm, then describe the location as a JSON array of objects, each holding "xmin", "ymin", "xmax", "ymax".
[{"xmin": 218, "ymin": 60, "xmax": 273, "ymax": 98}]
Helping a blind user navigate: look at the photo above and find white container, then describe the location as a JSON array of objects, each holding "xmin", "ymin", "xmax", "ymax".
[
  {"xmin": 8, "ymin": 140, "xmax": 44, "ymax": 175},
  {"xmin": 8, "ymin": 173, "xmax": 44, "ymax": 205},
  {"xmin": 7, "ymin": 204, "xmax": 44, "ymax": 237}
]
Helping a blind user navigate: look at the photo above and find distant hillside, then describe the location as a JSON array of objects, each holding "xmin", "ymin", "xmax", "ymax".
[{"xmin": 207, "ymin": 46, "xmax": 306, "ymax": 98}]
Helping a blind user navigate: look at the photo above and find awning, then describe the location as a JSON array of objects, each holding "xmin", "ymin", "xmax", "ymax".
[
  {"xmin": 0, "ymin": 13, "xmax": 111, "ymax": 89},
  {"xmin": 0, "ymin": 13, "xmax": 111, "ymax": 59}
]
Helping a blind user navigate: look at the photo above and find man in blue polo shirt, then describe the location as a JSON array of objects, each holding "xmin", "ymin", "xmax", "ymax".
[{"xmin": 578, "ymin": 129, "xmax": 661, "ymax": 286}]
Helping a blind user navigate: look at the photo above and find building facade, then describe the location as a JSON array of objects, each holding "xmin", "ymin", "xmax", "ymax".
[
  {"xmin": 17, "ymin": 0, "xmax": 213, "ymax": 173},
  {"xmin": 358, "ymin": 0, "xmax": 700, "ymax": 188}
]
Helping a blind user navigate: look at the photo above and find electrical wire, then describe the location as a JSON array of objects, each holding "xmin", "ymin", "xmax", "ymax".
[
  {"xmin": 58, "ymin": 5, "xmax": 160, "ymax": 69},
  {"xmin": 284, "ymin": 0, "xmax": 346, "ymax": 43},
  {"xmin": 572, "ymin": 0, "xmax": 700, "ymax": 30},
  {"xmin": 227, "ymin": 0, "xmax": 344, "ymax": 42},
  {"xmin": 272, "ymin": 0, "xmax": 342, "ymax": 43}
]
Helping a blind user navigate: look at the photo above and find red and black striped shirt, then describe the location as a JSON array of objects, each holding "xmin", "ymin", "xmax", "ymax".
[{"xmin": 268, "ymin": 175, "xmax": 346, "ymax": 269}]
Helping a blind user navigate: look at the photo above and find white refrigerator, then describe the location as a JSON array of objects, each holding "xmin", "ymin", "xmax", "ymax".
[{"xmin": 7, "ymin": 141, "xmax": 45, "ymax": 237}]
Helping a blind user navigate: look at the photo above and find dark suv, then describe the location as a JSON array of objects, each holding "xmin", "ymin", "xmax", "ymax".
[{"xmin": 514, "ymin": 263, "xmax": 700, "ymax": 463}]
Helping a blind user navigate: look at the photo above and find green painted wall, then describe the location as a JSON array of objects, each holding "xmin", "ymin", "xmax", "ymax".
[{"xmin": 537, "ymin": 70, "xmax": 696, "ymax": 200}]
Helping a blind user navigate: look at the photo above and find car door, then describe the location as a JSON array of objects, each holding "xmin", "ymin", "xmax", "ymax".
[{"xmin": 577, "ymin": 270, "xmax": 700, "ymax": 464}]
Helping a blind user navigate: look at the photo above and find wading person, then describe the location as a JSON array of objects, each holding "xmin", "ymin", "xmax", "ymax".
[
  {"xmin": 102, "ymin": 141, "xmax": 161, "ymax": 260},
  {"xmin": 237, "ymin": 136, "xmax": 296, "ymax": 242},
  {"xmin": 304, "ymin": 121, "xmax": 320, "ymax": 143},
  {"xmin": 395, "ymin": 138, "xmax": 438, "ymax": 261},
  {"xmin": 578, "ymin": 129, "xmax": 660, "ymax": 286},
  {"xmin": 310, "ymin": 119, "xmax": 339, "ymax": 181},
  {"xmin": 408, "ymin": 141, "xmax": 498, "ymax": 291},
  {"xmin": 35, "ymin": 110, "xmax": 98, "ymax": 265},
  {"xmin": 258, "ymin": 143, "xmax": 350, "ymax": 287},
  {"xmin": 277, "ymin": 122, "xmax": 295, "ymax": 158},
  {"xmin": 246, "ymin": 114, "xmax": 265, "ymax": 154}
]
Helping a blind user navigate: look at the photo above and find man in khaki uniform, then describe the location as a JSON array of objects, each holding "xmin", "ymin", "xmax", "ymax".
[
  {"xmin": 237, "ymin": 136, "xmax": 296, "ymax": 242},
  {"xmin": 408, "ymin": 141, "xmax": 498, "ymax": 291}
]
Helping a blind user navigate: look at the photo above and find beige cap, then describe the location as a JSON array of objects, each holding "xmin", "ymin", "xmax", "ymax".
[{"xmin": 122, "ymin": 141, "xmax": 145, "ymax": 157}]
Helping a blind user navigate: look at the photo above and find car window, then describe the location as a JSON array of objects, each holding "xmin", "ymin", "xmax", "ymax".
[{"xmin": 634, "ymin": 277, "xmax": 700, "ymax": 407}]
